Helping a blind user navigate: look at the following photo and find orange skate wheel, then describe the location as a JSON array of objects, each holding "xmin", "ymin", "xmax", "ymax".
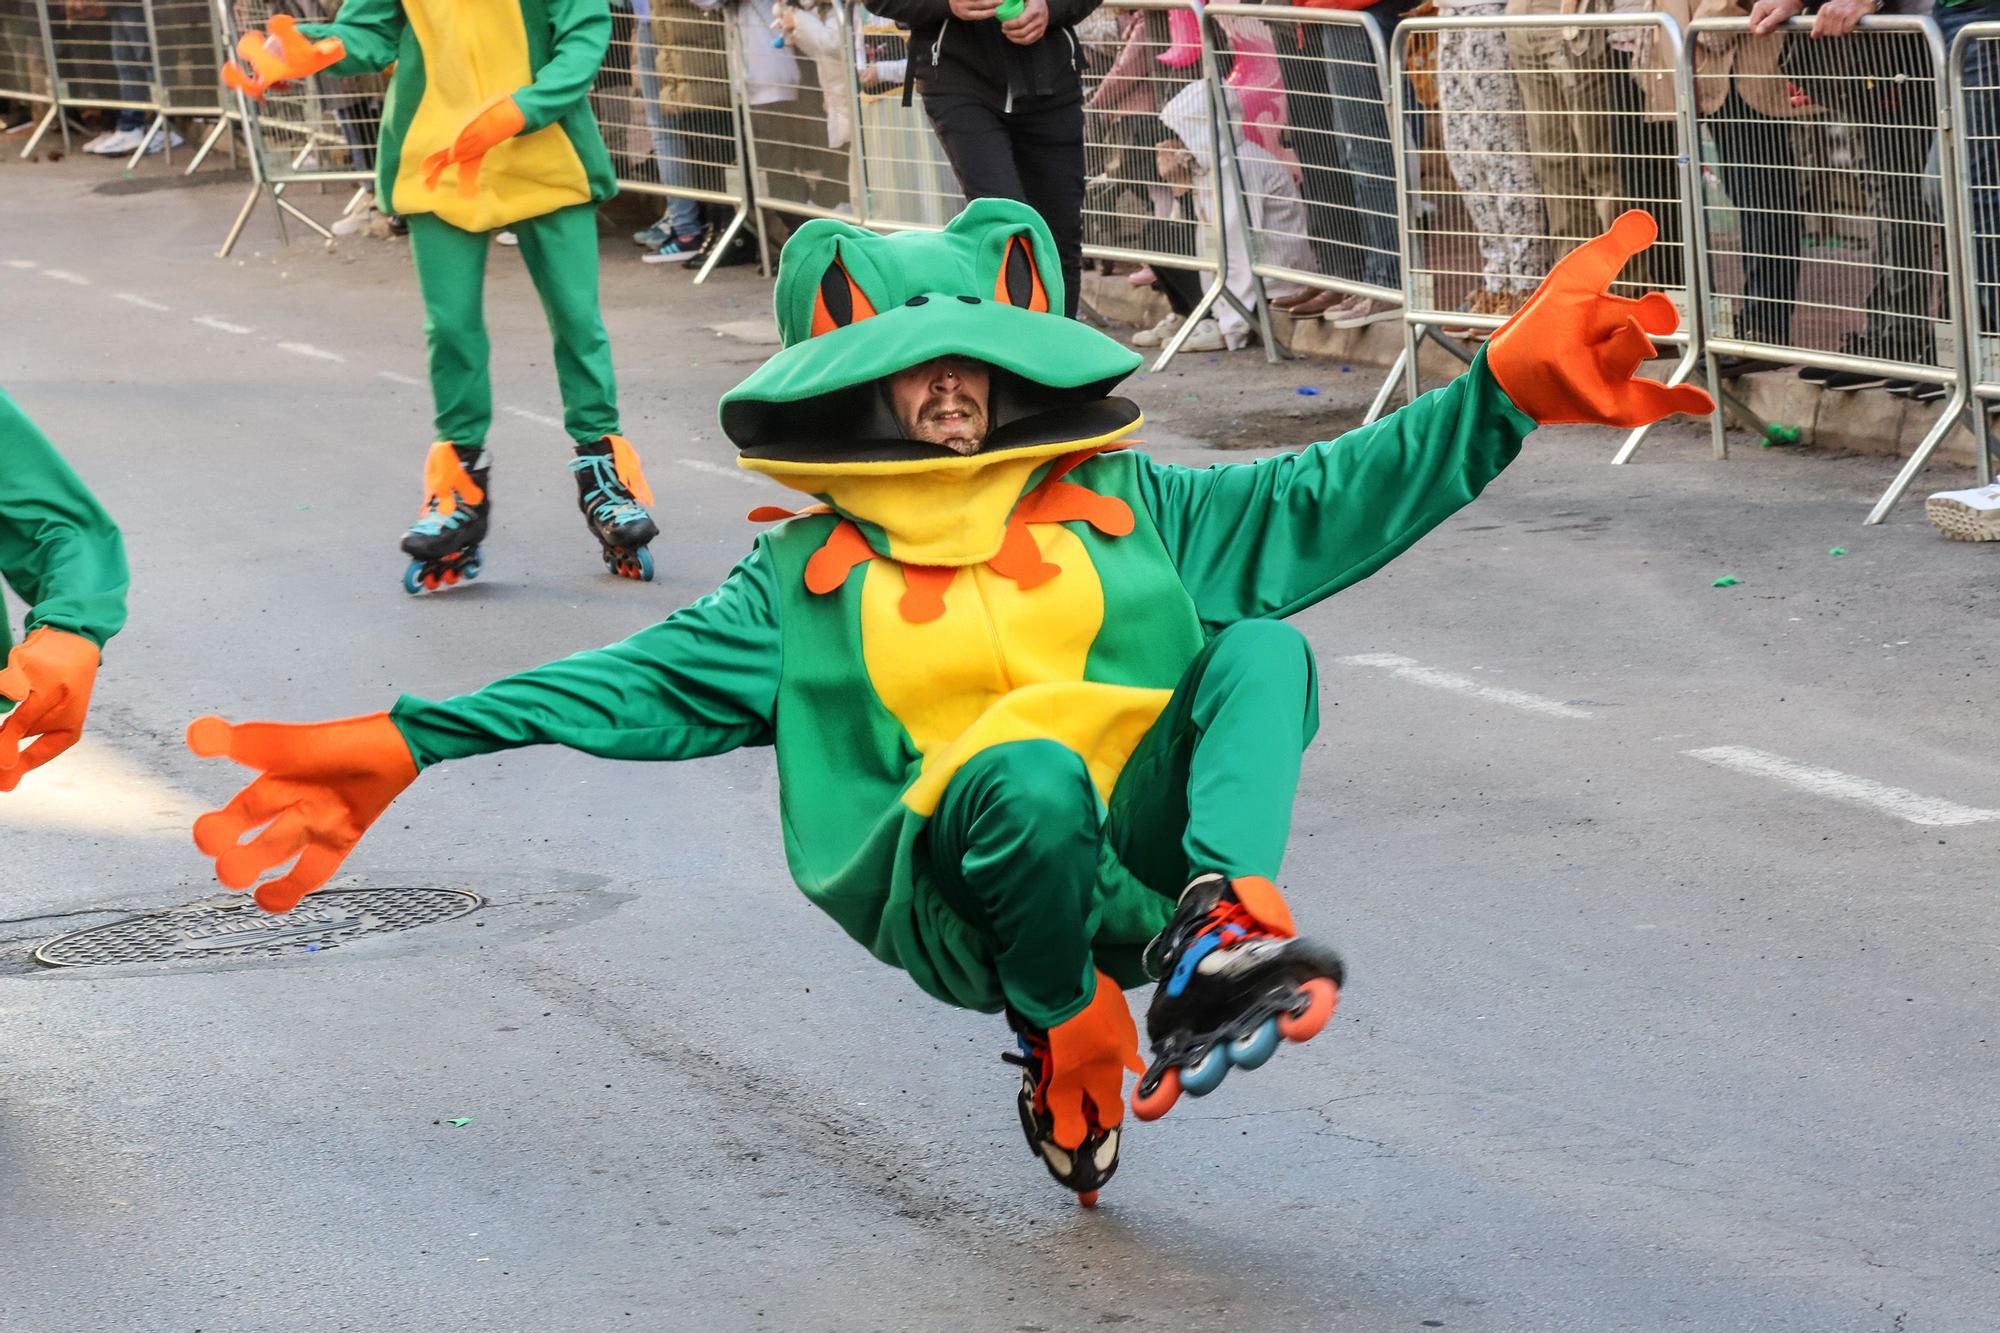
[
  {"xmin": 1131, "ymin": 1066, "xmax": 1182, "ymax": 1122},
  {"xmin": 1076, "ymin": 1190, "xmax": 1099, "ymax": 1208},
  {"xmin": 1277, "ymin": 977, "xmax": 1339, "ymax": 1044}
]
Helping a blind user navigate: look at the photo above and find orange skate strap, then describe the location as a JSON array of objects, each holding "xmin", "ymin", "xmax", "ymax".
[
  {"xmin": 1230, "ymin": 876, "xmax": 1297, "ymax": 938},
  {"xmin": 420, "ymin": 441, "xmax": 483, "ymax": 518},
  {"xmin": 603, "ymin": 435, "xmax": 655, "ymax": 509}
]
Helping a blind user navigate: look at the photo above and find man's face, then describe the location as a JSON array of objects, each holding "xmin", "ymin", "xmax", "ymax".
[{"xmin": 887, "ymin": 357, "xmax": 991, "ymax": 454}]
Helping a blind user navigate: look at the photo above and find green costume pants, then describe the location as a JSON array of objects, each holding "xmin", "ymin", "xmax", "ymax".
[
  {"xmin": 405, "ymin": 203, "xmax": 620, "ymax": 449},
  {"xmin": 927, "ymin": 619, "xmax": 1321, "ymax": 1027}
]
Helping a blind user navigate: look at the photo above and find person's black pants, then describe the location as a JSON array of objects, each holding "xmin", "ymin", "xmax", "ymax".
[
  {"xmin": 922, "ymin": 90, "xmax": 1087, "ymax": 317},
  {"xmin": 1707, "ymin": 88, "xmax": 1802, "ymax": 346}
]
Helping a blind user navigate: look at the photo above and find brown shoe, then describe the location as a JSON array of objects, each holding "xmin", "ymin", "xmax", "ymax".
[{"xmin": 1272, "ymin": 288, "xmax": 1342, "ymax": 318}]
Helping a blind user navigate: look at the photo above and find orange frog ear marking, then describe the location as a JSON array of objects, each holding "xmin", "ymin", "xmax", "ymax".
[
  {"xmin": 810, "ymin": 255, "xmax": 879, "ymax": 337},
  {"xmin": 994, "ymin": 233, "xmax": 1050, "ymax": 313},
  {"xmin": 899, "ymin": 566, "xmax": 956, "ymax": 623},
  {"xmin": 804, "ymin": 520, "xmax": 877, "ymax": 594}
]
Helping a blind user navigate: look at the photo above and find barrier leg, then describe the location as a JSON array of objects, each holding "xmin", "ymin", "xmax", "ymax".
[
  {"xmin": 122, "ymin": 111, "xmax": 167, "ymax": 171},
  {"xmin": 1252, "ymin": 283, "xmax": 1286, "ymax": 365},
  {"xmin": 184, "ymin": 114, "xmax": 228, "ymax": 174},
  {"xmin": 1401, "ymin": 319, "xmax": 1422, "ymax": 401},
  {"xmin": 1363, "ymin": 345, "xmax": 1407, "ymax": 425},
  {"xmin": 1865, "ymin": 391, "xmax": 1972, "ymax": 525},
  {"xmin": 693, "ymin": 204, "xmax": 750, "ymax": 286},
  {"xmin": 217, "ymin": 180, "xmax": 263, "ymax": 258},
  {"xmin": 1705, "ymin": 351, "xmax": 1730, "ymax": 461},
  {"xmin": 275, "ymin": 195, "xmax": 333, "ymax": 241},
  {"xmin": 19, "ymin": 104, "xmax": 57, "ymax": 159},
  {"xmin": 1150, "ymin": 277, "xmax": 1226, "ymax": 373}
]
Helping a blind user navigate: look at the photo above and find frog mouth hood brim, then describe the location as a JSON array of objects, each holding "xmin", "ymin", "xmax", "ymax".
[{"xmin": 718, "ymin": 299, "xmax": 1144, "ymax": 464}]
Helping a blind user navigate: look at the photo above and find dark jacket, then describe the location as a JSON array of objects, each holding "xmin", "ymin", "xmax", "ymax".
[{"xmin": 866, "ymin": 0, "xmax": 1102, "ymax": 106}]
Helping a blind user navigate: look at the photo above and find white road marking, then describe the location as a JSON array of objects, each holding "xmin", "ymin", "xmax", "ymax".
[
  {"xmin": 194, "ymin": 315, "xmax": 252, "ymax": 334},
  {"xmin": 675, "ymin": 457, "xmax": 766, "ymax": 487},
  {"xmin": 6, "ymin": 259, "xmax": 37, "ymax": 270},
  {"xmin": 1684, "ymin": 746, "xmax": 2000, "ymax": 827},
  {"xmin": 0, "ymin": 736, "xmax": 206, "ymax": 837},
  {"xmin": 277, "ymin": 340, "xmax": 344, "ymax": 363},
  {"xmin": 377, "ymin": 370, "xmax": 421, "ymax": 387},
  {"xmin": 114, "ymin": 292, "xmax": 170, "ymax": 311},
  {"xmin": 42, "ymin": 269, "xmax": 90, "ymax": 285},
  {"xmin": 1337, "ymin": 653, "xmax": 1595, "ymax": 721},
  {"xmin": 501, "ymin": 405, "xmax": 564, "ymax": 429}
]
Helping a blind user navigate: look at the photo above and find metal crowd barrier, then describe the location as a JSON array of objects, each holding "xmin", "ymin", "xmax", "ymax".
[
  {"xmin": 1688, "ymin": 16, "xmax": 1973, "ymax": 522},
  {"xmin": 854, "ymin": 15, "xmax": 963, "ymax": 232},
  {"xmin": 1078, "ymin": 0, "xmax": 1241, "ymax": 369},
  {"xmin": 604, "ymin": 2, "xmax": 753, "ymax": 284},
  {"xmin": 1949, "ymin": 19, "xmax": 2000, "ymax": 490},
  {"xmin": 148, "ymin": 0, "xmax": 229, "ymax": 173},
  {"xmin": 45, "ymin": 0, "xmax": 167, "ymax": 166},
  {"xmin": 1205, "ymin": 3, "xmax": 1404, "ymax": 415},
  {"xmin": 1394, "ymin": 10, "xmax": 1706, "ymax": 464},
  {"xmin": 212, "ymin": 0, "xmax": 385, "ymax": 257},
  {"xmin": 734, "ymin": 0, "xmax": 860, "ymax": 254},
  {"xmin": 1, "ymin": 0, "xmax": 61, "ymax": 155}
]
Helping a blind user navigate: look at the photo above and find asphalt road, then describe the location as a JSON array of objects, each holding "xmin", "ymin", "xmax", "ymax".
[{"xmin": 3, "ymin": 158, "xmax": 1998, "ymax": 1333}]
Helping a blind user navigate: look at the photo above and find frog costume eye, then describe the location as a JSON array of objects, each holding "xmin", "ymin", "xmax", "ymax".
[
  {"xmin": 811, "ymin": 253, "xmax": 880, "ymax": 337},
  {"xmin": 993, "ymin": 233, "xmax": 1050, "ymax": 314}
]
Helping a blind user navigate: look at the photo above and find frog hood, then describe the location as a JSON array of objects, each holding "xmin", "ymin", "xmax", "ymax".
[{"xmin": 720, "ymin": 200, "xmax": 1147, "ymax": 568}]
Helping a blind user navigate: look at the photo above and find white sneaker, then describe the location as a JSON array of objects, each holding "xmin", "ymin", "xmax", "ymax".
[
  {"xmin": 331, "ymin": 205, "xmax": 379, "ymax": 237},
  {"xmin": 1924, "ymin": 483, "xmax": 2000, "ymax": 541},
  {"xmin": 495, "ymin": 230, "xmax": 519, "ymax": 247},
  {"xmin": 1177, "ymin": 318, "xmax": 1226, "ymax": 353},
  {"xmin": 78, "ymin": 129, "xmax": 118, "ymax": 151},
  {"xmin": 1130, "ymin": 312, "xmax": 1182, "ymax": 348},
  {"xmin": 90, "ymin": 128, "xmax": 140, "ymax": 155},
  {"xmin": 140, "ymin": 127, "xmax": 186, "ymax": 155}
]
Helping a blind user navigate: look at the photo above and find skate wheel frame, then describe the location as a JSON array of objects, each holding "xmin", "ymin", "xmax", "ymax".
[
  {"xmin": 403, "ymin": 548, "xmax": 484, "ymax": 596},
  {"xmin": 601, "ymin": 544, "xmax": 656, "ymax": 582},
  {"xmin": 1130, "ymin": 979, "xmax": 1341, "ymax": 1121}
]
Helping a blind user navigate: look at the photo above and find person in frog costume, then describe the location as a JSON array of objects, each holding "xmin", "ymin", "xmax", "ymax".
[
  {"xmin": 185, "ymin": 202, "xmax": 1711, "ymax": 1204},
  {"xmin": 0, "ymin": 388, "xmax": 129, "ymax": 793},
  {"xmin": 220, "ymin": 0, "xmax": 662, "ymax": 591}
]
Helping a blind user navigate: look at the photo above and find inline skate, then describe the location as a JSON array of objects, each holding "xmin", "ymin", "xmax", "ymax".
[
  {"xmin": 1131, "ymin": 873, "xmax": 1344, "ymax": 1120},
  {"xmin": 400, "ymin": 442, "xmax": 489, "ymax": 595},
  {"xmin": 1002, "ymin": 1012, "xmax": 1122, "ymax": 1208},
  {"xmin": 570, "ymin": 435, "xmax": 659, "ymax": 581}
]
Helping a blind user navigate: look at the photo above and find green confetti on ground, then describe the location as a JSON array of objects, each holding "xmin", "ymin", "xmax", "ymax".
[
  {"xmin": 447, "ymin": 1117, "xmax": 472, "ymax": 1127},
  {"xmin": 1828, "ymin": 547, "xmax": 1847, "ymax": 557},
  {"xmin": 1712, "ymin": 576, "xmax": 1740, "ymax": 588}
]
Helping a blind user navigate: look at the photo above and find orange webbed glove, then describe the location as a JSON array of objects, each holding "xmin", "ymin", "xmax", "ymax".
[
  {"xmin": 220, "ymin": 14, "xmax": 344, "ymax": 100},
  {"xmin": 186, "ymin": 712, "xmax": 418, "ymax": 913},
  {"xmin": 0, "ymin": 627, "xmax": 101, "ymax": 793},
  {"xmin": 1044, "ymin": 969, "xmax": 1146, "ymax": 1151},
  {"xmin": 421, "ymin": 94, "xmax": 528, "ymax": 199},
  {"xmin": 1486, "ymin": 210, "xmax": 1717, "ymax": 428}
]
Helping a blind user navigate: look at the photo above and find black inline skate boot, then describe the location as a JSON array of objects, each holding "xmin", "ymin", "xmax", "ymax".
[
  {"xmin": 570, "ymin": 435, "xmax": 659, "ymax": 581},
  {"xmin": 1131, "ymin": 873, "xmax": 1344, "ymax": 1121},
  {"xmin": 400, "ymin": 442, "xmax": 490, "ymax": 594},
  {"xmin": 1002, "ymin": 1012, "xmax": 1121, "ymax": 1208}
]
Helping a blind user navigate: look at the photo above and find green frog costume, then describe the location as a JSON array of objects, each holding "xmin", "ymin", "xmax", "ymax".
[
  {"xmin": 1, "ymin": 388, "xmax": 129, "ymax": 792},
  {"xmin": 187, "ymin": 205, "xmax": 1709, "ymax": 1198},
  {"xmin": 223, "ymin": 1, "xmax": 659, "ymax": 586}
]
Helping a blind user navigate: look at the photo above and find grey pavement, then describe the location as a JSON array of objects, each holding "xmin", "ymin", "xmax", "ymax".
[{"xmin": 2, "ymin": 158, "xmax": 1998, "ymax": 1333}]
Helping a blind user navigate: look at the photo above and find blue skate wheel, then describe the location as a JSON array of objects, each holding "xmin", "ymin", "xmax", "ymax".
[
  {"xmin": 1227, "ymin": 1018, "xmax": 1282, "ymax": 1071},
  {"xmin": 634, "ymin": 546, "xmax": 655, "ymax": 582},
  {"xmin": 1180, "ymin": 1044, "xmax": 1231, "ymax": 1097},
  {"xmin": 401, "ymin": 561, "xmax": 425, "ymax": 596},
  {"xmin": 463, "ymin": 551, "xmax": 483, "ymax": 581}
]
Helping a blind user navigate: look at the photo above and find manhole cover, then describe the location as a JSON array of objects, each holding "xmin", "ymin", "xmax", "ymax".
[{"xmin": 33, "ymin": 888, "xmax": 482, "ymax": 968}]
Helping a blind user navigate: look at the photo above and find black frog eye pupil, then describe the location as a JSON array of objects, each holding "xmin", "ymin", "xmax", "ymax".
[
  {"xmin": 906, "ymin": 296, "xmax": 929, "ymax": 307},
  {"xmin": 958, "ymin": 295, "xmax": 981, "ymax": 304}
]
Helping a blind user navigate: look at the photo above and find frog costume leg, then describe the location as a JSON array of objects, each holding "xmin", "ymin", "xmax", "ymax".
[
  {"xmin": 406, "ymin": 213, "xmax": 495, "ymax": 450},
  {"xmin": 511, "ymin": 201, "xmax": 620, "ymax": 446}
]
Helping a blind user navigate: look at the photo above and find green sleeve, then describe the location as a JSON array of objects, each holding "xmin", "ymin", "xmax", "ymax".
[
  {"xmin": 1131, "ymin": 349, "xmax": 1535, "ymax": 632},
  {"xmin": 512, "ymin": 0, "xmax": 613, "ymax": 134},
  {"xmin": 0, "ymin": 388, "xmax": 129, "ymax": 652},
  {"xmin": 297, "ymin": 0, "xmax": 408, "ymax": 77},
  {"xmin": 389, "ymin": 539, "xmax": 782, "ymax": 769}
]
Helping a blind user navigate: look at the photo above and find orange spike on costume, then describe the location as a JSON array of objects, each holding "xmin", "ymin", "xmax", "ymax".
[
  {"xmin": 604, "ymin": 435, "xmax": 656, "ymax": 508},
  {"xmin": 419, "ymin": 441, "xmax": 483, "ymax": 519},
  {"xmin": 1015, "ymin": 480, "xmax": 1134, "ymax": 536},
  {"xmin": 804, "ymin": 519, "xmax": 877, "ymax": 594},
  {"xmin": 986, "ymin": 515, "xmax": 1062, "ymax": 590},
  {"xmin": 747, "ymin": 503, "xmax": 834, "ymax": 523},
  {"xmin": 899, "ymin": 566, "xmax": 956, "ymax": 623}
]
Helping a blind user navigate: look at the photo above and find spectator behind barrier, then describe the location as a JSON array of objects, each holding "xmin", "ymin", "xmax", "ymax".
[{"xmin": 869, "ymin": 0, "xmax": 1100, "ymax": 317}]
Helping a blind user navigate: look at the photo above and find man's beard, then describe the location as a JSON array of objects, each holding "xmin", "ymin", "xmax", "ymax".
[{"xmin": 915, "ymin": 393, "xmax": 987, "ymax": 453}]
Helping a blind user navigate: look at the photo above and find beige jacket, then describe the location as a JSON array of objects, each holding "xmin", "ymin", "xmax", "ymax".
[{"xmin": 1633, "ymin": 0, "xmax": 1799, "ymax": 119}]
